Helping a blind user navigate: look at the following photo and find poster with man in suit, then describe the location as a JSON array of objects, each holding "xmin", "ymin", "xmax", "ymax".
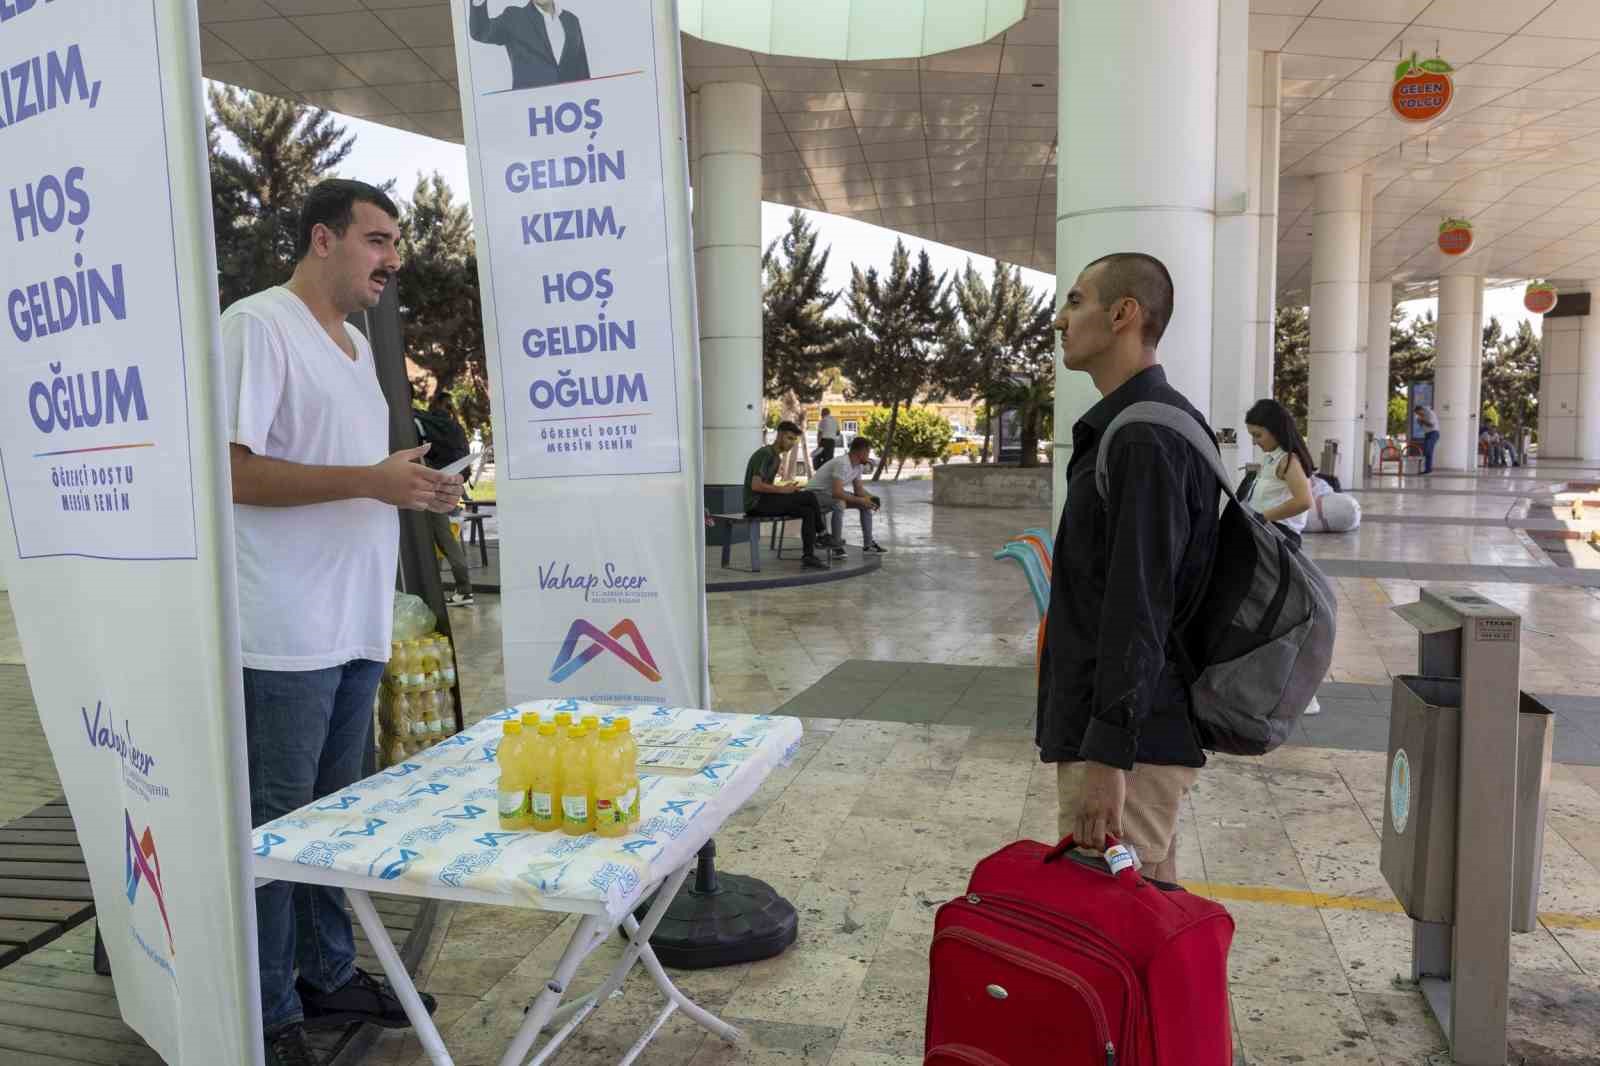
[{"xmin": 469, "ymin": 0, "xmax": 591, "ymax": 90}]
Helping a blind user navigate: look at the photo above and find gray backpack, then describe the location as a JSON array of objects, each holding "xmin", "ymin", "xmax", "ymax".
[{"xmin": 1095, "ymin": 402, "xmax": 1336, "ymax": 755}]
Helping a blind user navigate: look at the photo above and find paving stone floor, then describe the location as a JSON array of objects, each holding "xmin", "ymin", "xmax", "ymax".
[{"xmin": 4, "ymin": 464, "xmax": 1600, "ymax": 1064}]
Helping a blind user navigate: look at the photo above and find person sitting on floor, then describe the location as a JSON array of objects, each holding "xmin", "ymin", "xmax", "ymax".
[
  {"xmin": 743, "ymin": 421, "xmax": 826, "ymax": 570},
  {"xmin": 805, "ymin": 436, "xmax": 885, "ymax": 557}
]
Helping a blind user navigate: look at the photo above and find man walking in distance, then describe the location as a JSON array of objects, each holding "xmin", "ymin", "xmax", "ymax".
[
  {"xmin": 743, "ymin": 420, "xmax": 827, "ymax": 570},
  {"xmin": 814, "ymin": 406, "xmax": 841, "ymax": 467},
  {"xmin": 1038, "ymin": 252, "xmax": 1220, "ymax": 885},
  {"xmin": 222, "ymin": 179, "xmax": 461, "ymax": 1066}
]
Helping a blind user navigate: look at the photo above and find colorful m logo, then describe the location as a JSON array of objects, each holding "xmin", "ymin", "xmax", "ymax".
[
  {"xmin": 549, "ymin": 619, "xmax": 661, "ymax": 684},
  {"xmin": 124, "ymin": 812, "xmax": 175, "ymax": 956}
]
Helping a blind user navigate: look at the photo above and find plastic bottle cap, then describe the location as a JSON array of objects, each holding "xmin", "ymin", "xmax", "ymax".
[
  {"xmin": 616, "ymin": 718, "xmax": 632, "ymax": 732},
  {"xmin": 599, "ymin": 724, "xmax": 617, "ymax": 739},
  {"xmin": 568, "ymin": 725, "xmax": 588, "ymax": 739},
  {"xmin": 522, "ymin": 712, "xmax": 540, "ymax": 727},
  {"xmin": 582, "ymin": 715, "xmax": 600, "ymax": 728},
  {"xmin": 538, "ymin": 723, "xmax": 558, "ymax": 736},
  {"xmin": 503, "ymin": 720, "xmax": 522, "ymax": 735},
  {"xmin": 554, "ymin": 712, "xmax": 574, "ymax": 726}
]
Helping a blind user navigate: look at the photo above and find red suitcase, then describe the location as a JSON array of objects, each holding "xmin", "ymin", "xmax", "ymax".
[{"xmin": 926, "ymin": 835, "xmax": 1234, "ymax": 1066}]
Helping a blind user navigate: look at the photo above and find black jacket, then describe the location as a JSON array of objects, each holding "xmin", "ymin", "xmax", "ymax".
[
  {"xmin": 469, "ymin": 2, "xmax": 591, "ymax": 89},
  {"xmin": 1036, "ymin": 366, "xmax": 1220, "ymax": 769}
]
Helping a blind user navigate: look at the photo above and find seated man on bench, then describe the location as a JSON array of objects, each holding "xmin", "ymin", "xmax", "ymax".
[
  {"xmin": 744, "ymin": 421, "xmax": 826, "ymax": 570},
  {"xmin": 806, "ymin": 436, "xmax": 885, "ymax": 557}
]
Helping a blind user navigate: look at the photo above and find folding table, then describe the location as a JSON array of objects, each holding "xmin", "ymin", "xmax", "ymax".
[{"xmin": 252, "ymin": 700, "xmax": 803, "ymax": 1066}]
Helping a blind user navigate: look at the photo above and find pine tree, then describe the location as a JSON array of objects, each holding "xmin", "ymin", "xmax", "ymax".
[
  {"xmin": 396, "ymin": 173, "xmax": 488, "ymax": 433},
  {"xmin": 208, "ymin": 86, "xmax": 355, "ymax": 309},
  {"xmin": 1480, "ymin": 317, "xmax": 1539, "ymax": 442},
  {"xmin": 1272, "ymin": 304, "xmax": 1310, "ymax": 424},
  {"xmin": 761, "ymin": 210, "xmax": 851, "ymax": 403},
  {"xmin": 936, "ymin": 260, "xmax": 1055, "ymax": 463},
  {"xmin": 840, "ymin": 241, "xmax": 952, "ymax": 481}
]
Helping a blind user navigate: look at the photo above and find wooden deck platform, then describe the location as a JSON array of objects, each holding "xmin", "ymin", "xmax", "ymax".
[{"xmin": 0, "ymin": 890, "xmax": 437, "ymax": 1065}]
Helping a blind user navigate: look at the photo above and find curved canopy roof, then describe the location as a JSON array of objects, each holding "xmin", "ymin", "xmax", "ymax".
[{"xmin": 196, "ymin": 0, "xmax": 1600, "ymax": 302}]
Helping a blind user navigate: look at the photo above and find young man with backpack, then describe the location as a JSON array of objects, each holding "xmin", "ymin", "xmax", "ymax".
[
  {"xmin": 413, "ymin": 389, "xmax": 476, "ymax": 606},
  {"xmin": 1038, "ymin": 252, "xmax": 1219, "ymax": 885}
]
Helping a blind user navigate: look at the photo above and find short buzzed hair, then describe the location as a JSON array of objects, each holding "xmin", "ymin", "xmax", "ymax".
[
  {"xmin": 1084, "ymin": 252, "xmax": 1174, "ymax": 348},
  {"xmin": 776, "ymin": 420, "xmax": 802, "ymax": 435},
  {"xmin": 848, "ymin": 436, "xmax": 871, "ymax": 455}
]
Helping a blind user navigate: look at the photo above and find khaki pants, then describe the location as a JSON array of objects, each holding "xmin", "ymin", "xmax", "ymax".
[{"xmin": 1056, "ymin": 761, "xmax": 1199, "ymax": 884}]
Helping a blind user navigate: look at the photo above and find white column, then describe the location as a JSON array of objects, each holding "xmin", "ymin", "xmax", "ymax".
[
  {"xmin": 693, "ymin": 82, "xmax": 763, "ymax": 493},
  {"xmin": 1469, "ymin": 281, "xmax": 1485, "ymax": 469},
  {"xmin": 1349, "ymin": 174, "xmax": 1374, "ymax": 488},
  {"xmin": 1054, "ymin": 0, "xmax": 1222, "ymax": 520},
  {"xmin": 1254, "ymin": 53, "xmax": 1281, "ymax": 400},
  {"xmin": 1435, "ymin": 272, "xmax": 1481, "ymax": 471},
  {"xmin": 1307, "ymin": 171, "xmax": 1363, "ymax": 485},
  {"xmin": 1581, "ymin": 280, "xmax": 1600, "ymax": 460},
  {"xmin": 1541, "ymin": 312, "xmax": 1580, "ymax": 458},
  {"xmin": 1211, "ymin": 18, "xmax": 1256, "ymax": 478},
  {"xmin": 1366, "ymin": 278, "xmax": 1394, "ymax": 448}
]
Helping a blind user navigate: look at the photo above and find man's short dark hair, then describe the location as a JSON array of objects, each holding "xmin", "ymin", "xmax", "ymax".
[
  {"xmin": 848, "ymin": 436, "xmax": 871, "ymax": 454},
  {"xmin": 296, "ymin": 179, "xmax": 400, "ymax": 260},
  {"xmin": 1084, "ymin": 252, "xmax": 1174, "ymax": 348},
  {"xmin": 776, "ymin": 420, "xmax": 803, "ymax": 435},
  {"xmin": 821, "ymin": 408, "xmax": 831, "ymax": 415}
]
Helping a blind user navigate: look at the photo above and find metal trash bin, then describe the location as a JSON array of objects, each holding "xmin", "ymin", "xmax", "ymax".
[
  {"xmin": 1382, "ymin": 676, "xmax": 1460, "ymax": 922},
  {"xmin": 1381, "ymin": 677, "xmax": 1555, "ymax": 931}
]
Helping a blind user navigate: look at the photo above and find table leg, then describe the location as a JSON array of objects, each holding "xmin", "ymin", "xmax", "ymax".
[
  {"xmin": 347, "ymin": 889, "xmax": 454, "ymax": 1066},
  {"xmin": 499, "ymin": 860, "xmax": 742, "ymax": 1066}
]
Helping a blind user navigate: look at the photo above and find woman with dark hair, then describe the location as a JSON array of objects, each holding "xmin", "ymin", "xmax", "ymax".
[
  {"xmin": 1244, "ymin": 399, "xmax": 1315, "ymax": 541},
  {"xmin": 1244, "ymin": 399, "xmax": 1324, "ymax": 718}
]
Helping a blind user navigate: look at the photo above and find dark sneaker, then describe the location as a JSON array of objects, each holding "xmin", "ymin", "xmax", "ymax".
[
  {"xmin": 801, "ymin": 554, "xmax": 827, "ymax": 570},
  {"xmin": 815, "ymin": 533, "xmax": 833, "ymax": 548},
  {"xmin": 447, "ymin": 591, "xmax": 475, "ymax": 607},
  {"xmin": 298, "ymin": 968, "xmax": 437, "ymax": 1031},
  {"xmin": 864, "ymin": 541, "xmax": 887, "ymax": 554},
  {"xmin": 829, "ymin": 545, "xmax": 848, "ymax": 558},
  {"xmin": 265, "ymin": 1024, "xmax": 320, "ymax": 1066}
]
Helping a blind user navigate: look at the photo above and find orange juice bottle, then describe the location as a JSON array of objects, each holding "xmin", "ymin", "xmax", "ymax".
[
  {"xmin": 592, "ymin": 725, "xmax": 630, "ymax": 837},
  {"xmin": 496, "ymin": 721, "xmax": 531, "ymax": 829},
  {"xmin": 527, "ymin": 723, "xmax": 562, "ymax": 832},
  {"xmin": 615, "ymin": 717, "xmax": 640, "ymax": 824},
  {"xmin": 558, "ymin": 724, "xmax": 593, "ymax": 835}
]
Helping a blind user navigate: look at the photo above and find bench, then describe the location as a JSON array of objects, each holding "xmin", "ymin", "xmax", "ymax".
[
  {"xmin": 709, "ymin": 513, "xmax": 832, "ymax": 573},
  {"xmin": 0, "ymin": 797, "xmax": 98, "ymax": 971},
  {"xmin": 461, "ymin": 500, "xmax": 495, "ymax": 567}
]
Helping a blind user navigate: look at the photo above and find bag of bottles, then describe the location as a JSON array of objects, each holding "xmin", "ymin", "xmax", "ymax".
[{"xmin": 392, "ymin": 593, "xmax": 437, "ymax": 641}]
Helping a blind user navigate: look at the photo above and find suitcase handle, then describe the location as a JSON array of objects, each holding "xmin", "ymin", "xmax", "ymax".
[{"xmin": 1043, "ymin": 835, "xmax": 1141, "ymax": 887}]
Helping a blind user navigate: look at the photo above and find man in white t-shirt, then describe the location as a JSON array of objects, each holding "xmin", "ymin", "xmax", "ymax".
[
  {"xmin": 222, "ymin": 179, "xmax": 461, "ymax": 1066},
  {"xmin": 805, "ymin": 436, "xmax": 885, "ymax": 556}
]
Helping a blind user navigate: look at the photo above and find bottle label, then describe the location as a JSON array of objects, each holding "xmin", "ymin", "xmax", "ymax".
[
  {"xmin": 430, "ymin": 719, "xmax": 444, "ymax": 736},
  {"xmin": 443, "ymin": 668, "xmax": 458, "ymax": 685},
  {"xmin": 411, "ymin": 720, "xmax": 429, "ymax": 737},
  {"xmin": 498, "ymin": 790, "xmax": 527, "ymax": 818},
  {"xmin": 620, "ymin": 787, "xmax": 638, "ymax": 819},
  {"xmin": 561, "ymin": 795, "xmax": 589, "ymax": 823},
  {"xmin": 595, "ymin": 797, "xmax": 622, "ymax": 826},
  {"xmin": 530, "ymin": 792, "xmax": 554, "ymax": 819}
]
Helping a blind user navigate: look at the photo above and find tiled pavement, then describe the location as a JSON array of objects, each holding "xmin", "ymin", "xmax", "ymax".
[{"xmin": 4, "ymin": 465, "xmax": 1600, "ymax": 1064}]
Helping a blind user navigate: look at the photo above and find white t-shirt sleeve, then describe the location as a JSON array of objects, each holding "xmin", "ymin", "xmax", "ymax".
[{"xmin": 222, "ymin": 310, "xmax": 287, "ymax": 456}]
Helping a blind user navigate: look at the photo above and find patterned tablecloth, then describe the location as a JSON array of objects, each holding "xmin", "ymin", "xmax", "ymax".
[{"xmin": 251, "ymin": 700, "xmax": 803, "ymax": 922}]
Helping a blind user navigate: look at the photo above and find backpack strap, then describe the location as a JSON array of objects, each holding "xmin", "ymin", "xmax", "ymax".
[{"xmin": 1095, "ymin": 401, "xmax": 1235, "ymax": 504}]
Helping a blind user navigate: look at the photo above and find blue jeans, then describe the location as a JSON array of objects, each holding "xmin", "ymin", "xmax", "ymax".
[
  {"xmin": 1422, "ymin": 430, "xmax": 1440, "ymax": 472},
  {"xmin": 245, "ymin": 659, "xmax": 384, "ymax": 1033}
]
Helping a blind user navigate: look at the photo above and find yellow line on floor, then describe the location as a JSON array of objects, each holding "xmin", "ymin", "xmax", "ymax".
[{"xmin": 1181, "ymin": 880, "xmax": 1600, "ymax": 932}]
